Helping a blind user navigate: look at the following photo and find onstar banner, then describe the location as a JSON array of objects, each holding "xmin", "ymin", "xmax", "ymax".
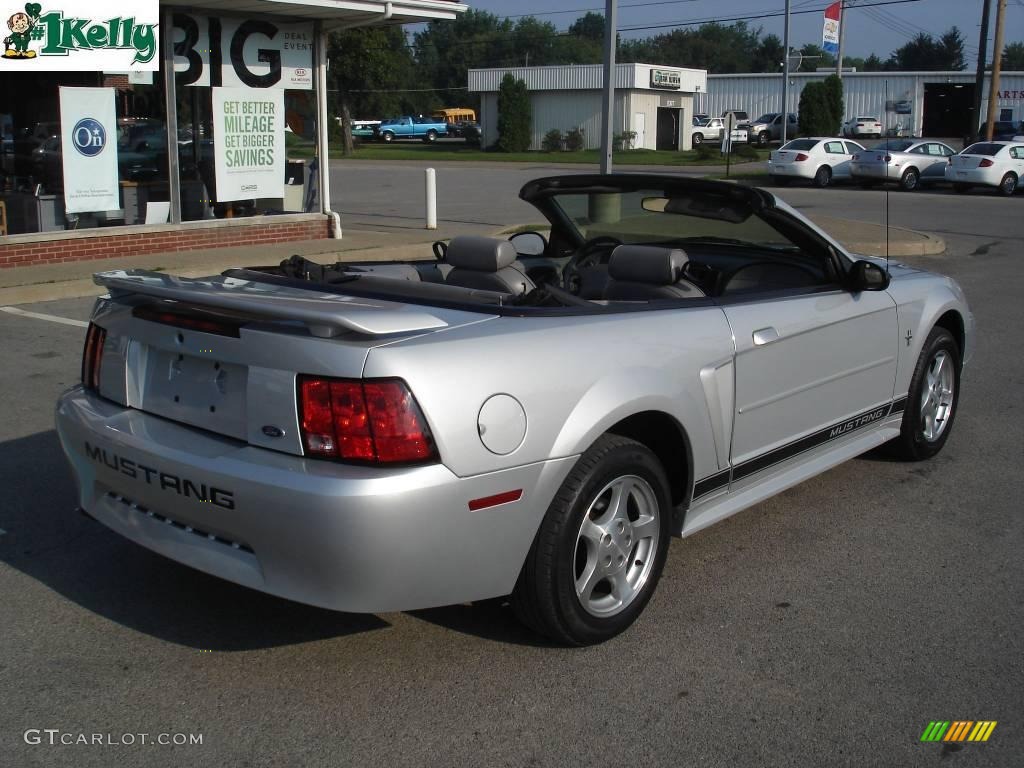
[
  {"xmin": 59, "ymin": 87, "xmax": 119, "ymax": 214},
  {"xmin": 212, "ymin": 87, "xmax": 285, "ymax": 202},
  {"xmin": 0, "ymin": 1, "xmax": 159, "ymax": 71},
  {"xmin": 822, "ymin": 2, "xmax": 841, "ymax": 55}
]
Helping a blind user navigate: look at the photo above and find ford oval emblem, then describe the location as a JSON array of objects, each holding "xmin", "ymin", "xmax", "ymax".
[{"xmin": 262, "ymin": 425, "xmax": 285, "ymax": 438}]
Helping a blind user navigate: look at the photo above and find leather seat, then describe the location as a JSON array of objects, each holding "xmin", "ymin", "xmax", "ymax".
[
  {"xmin": 444, "ymin": 236, "xmax": 535, "ymax": 295},
  {"xmin": 604, "ymin": 245, "xmax": 706, "ymax": 300}
]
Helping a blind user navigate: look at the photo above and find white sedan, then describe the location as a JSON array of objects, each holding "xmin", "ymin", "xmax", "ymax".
[
  {"xmin": 843, "ymin": 116, "xmax": 883, "ymax": 139},
  {"xmin": 945, "ymin": 141, "xmax": 1024, "ymax": 196},
  {"xmin": 850, "ymin": 139, "xmax": 956, "ymax": 191},
  {"xmin": 769, "ymin": 138, "xmax": 865, "ymax": 187}
]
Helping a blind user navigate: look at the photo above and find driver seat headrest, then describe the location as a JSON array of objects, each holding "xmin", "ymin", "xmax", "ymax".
[
  {"xmin": 608, "ymin": 245, "xmax": 689, "ymax": 285},
  {"xmin": 445, "ymin": 236, "xmax": 518, "ymax": 272}
]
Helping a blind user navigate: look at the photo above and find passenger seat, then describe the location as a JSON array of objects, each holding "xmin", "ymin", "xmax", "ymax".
[{"xmin": 444, "ymin": 236, "xmax": 535, "ymax": 295}]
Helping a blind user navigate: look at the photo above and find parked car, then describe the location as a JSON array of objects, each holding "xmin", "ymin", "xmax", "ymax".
[
  {"xmin": 975, "ymin": 121, "xmax": 1021, "ymax": 142},
  {"xmin": 769, "ymin": 137, "xmax": 865, "ymax": 187},
  {"xmin": 691, "ymin": 117, "xmax": 725, "ymax": 145},
  {"xmin": 448, "ymin": 120, "xmax": 480, "ymax": 138},
  {"xmin": 850, "ymin": 139, "xmax": 956, "ymax": 191},
  {"xmin": 351, "ymin": 120, "xmax": 380, "ymax": 138},
  {"xmin": 843, "ymin": 116, "xmax": 883, "ymax": 139},
  {"xmin": 377, "ymin": 115, "xmax": 448, "ymax": 143},
  {"xmin": 57, "ymin": 173, "xmax": 973, "ymax": 645},
  {"xmin": 945, "ymin": 141, "xmax": 1024, "ymax": 196},
  {"xmin": 744, "ymin": 113, "xmax": 798, "ymax": 146},
  {"xmin": 692, "ymin": 113, "xmax": 710, "ymax": 125}
]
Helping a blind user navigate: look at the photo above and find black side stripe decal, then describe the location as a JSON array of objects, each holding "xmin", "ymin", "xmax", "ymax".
[{"xmin": 693, "ymin": 396, "xmax": 908, "ymax": 500}]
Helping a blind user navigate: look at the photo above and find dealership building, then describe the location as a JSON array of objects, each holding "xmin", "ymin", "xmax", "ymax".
[
  {"xmin": 469, "ymin": 64, "xmax": 708, "ymax": 152},
  {"xmin": 0, "ymin": 0, "xmax": 465, "ymax": 269},
  {"xmin": 701, "ymin": 70, "xmax": 1024, "ymax": 139}
]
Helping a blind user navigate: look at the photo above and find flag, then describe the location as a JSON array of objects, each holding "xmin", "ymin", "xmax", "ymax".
[{"xmin": 823, "ymin": 2, "xmax": 841, "ymax": 55}]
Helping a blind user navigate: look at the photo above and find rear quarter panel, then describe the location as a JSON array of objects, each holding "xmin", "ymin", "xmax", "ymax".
[{"xmin": 363, "ymin": 308, "xmax": 735, "ymax": 484}]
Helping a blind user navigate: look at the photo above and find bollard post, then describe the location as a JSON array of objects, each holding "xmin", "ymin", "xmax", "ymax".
[{"xmin": 425, "ymin": 168, "xmax": 437, "ymax": 230}]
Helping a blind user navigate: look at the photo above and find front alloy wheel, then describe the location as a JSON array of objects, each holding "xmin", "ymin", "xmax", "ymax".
[
  {"xmin": 513, "ymin": 435, "xmax": 671, "ymax": 645},
  {"xmin": 900, "ymin": 168, "xmax": 919, "ymax": 191},
  {"xmin": 813, "ymin": 166, "xmax": 832, "ymax": 188}
]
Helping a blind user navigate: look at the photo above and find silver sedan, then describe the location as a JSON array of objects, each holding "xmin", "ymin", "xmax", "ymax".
[{"xmin": 850, "ymin": 139, "xmax": 956, "ymax": 191}]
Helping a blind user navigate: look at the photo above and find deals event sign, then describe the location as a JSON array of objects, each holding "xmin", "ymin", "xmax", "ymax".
[
  {"xmin": 58, "ymin": 87, "xmax": 119, "ymax": 213},
  {"xmin": 212, "ymin": 87, "xmax": 285, "ymax": 202},
  {"xmin": 0, "ymin": 0, "xmax": 158, "ymax": 71}
]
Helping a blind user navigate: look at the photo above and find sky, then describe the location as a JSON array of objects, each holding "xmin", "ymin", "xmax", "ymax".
[{"xmin": 456, "ymin": 0, "xmax": 1024, "ymax": 69}]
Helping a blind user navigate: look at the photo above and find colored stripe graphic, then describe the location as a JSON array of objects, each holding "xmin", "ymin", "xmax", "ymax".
[{"xmin": 922, "ymin": 720, "xmax": 997, "ymax": 742}]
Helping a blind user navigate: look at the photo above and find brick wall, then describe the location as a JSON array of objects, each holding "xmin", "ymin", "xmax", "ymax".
[{"xmin": 0, "ymin": 218, "xmax": 331, "ymax": 269}]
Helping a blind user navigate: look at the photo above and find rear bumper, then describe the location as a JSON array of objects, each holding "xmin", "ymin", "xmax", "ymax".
[
  {"xmin": 55, "ymin": 387, "xmax": 576, "ymax": 613},
  {"xmin": 944, "ymin": 167, "xmax": 1001, "ymax": 186},
  {"xmin": 850, "ymin": 163, "xmax": 897, "ymax": 180},
  {"xmin": 768, "ymin": 162, "xmax": 811, "ymax": 179}
]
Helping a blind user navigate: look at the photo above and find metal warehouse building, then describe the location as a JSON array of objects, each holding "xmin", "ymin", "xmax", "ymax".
[
  {"xmin": 469, "ymin": 64, "xmax": 707, "ymax": 152},
  {"xmin": 702, "ymin": 71, "xmax": 1024, "ymax": 139}
]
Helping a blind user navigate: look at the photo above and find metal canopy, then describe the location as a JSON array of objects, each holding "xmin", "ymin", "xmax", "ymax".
[{"xmin": 166, "ymin": 0, "xmax": 466, "ymax": 27}]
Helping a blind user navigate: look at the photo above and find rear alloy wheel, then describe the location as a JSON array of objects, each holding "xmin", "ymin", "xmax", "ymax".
[
  {"xmin": 513, "ymin": 435, "xmax": 671, "ymax": 645},
  {"xmin": 900, "ymin": 167, "xmax": 920, "ymax": 191},
  {"xmin": 953, "ymin": 182, "xmax": 971, "ymax": 194},
  {"xmin": 998, "ymin": 172, "xmax": 1017, "ymax": 196},
  {"xmin": 887, "ymin": 327, "xmax": 960, "ymax": 461},
  {"xmin": 813, "ymin": 165, "xmax": 832, "ymax": 188},
  {"xmin": 692, "ymin": 133, "xmax": 703, "ymax": 146},
  {"xmin": 424, "ymin": 129, "xmax": 438, "ymax": 143}
]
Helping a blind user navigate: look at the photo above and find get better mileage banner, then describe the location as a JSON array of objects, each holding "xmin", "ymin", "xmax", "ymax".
[{"xmin": 212, "ymin": 86, "xmax": 284, "ymax": 202}]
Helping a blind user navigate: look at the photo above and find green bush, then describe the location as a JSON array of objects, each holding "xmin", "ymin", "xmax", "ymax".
[
  {"xmin": 694, "ymin": 142, "xmax": 720, "ymax": 160},
  {"xmin": 823, "ymin": 74, "xmax": 845, "ymax": 135},
  {"xmin": 565, "ymin": 127, "xmax": 585, "ymax": 151},
  {"xmin": 497, "ymin": 74, "xmax": 532, "ymax": 152},
  {"xmin": 541, "ymin": 129, "xmax": 564, "ymax": 152},
  {"xmin": 614, "ymin": 130, "xmax": 638, "ymax": 150},
  {"xmin": 799, "ymin": 81, "xmax": 834, "ymax": 137},
  {"xmin": 732, "ymin": 143, "xmax": 760, "ymax": 160}
]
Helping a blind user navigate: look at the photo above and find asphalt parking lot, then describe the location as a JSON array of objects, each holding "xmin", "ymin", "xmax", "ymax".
[{"xmin": 1, "ymin": 171, "xmax": 1022, "ymax": 767}]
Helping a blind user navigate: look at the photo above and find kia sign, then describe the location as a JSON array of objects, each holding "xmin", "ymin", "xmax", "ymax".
[{"xmin": 59, "ymin": 87, "xmax": 119, "ymax": 213}]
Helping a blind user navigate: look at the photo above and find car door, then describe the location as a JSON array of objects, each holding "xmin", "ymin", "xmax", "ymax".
[
  {"xmin": 720, "ymin": 266, "xmax": 899, "ymax": 477},
  {"xmin": 825, "ymin": 140, "xmax": 853, "ymax": 177}
]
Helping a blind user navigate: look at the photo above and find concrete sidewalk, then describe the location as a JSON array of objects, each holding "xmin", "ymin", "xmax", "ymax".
[{"xmin": 0, "ymin": 214, "xmax": 943, "ymax": 306}]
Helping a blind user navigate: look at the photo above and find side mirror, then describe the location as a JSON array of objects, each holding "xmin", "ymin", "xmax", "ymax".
[
  {"xmin": 849, "ymin": 260, "xmax": 890, "ymax": 291},
  {"xmin": 509, "ymin": 231, "xmax": 547, "ymax": 256}
]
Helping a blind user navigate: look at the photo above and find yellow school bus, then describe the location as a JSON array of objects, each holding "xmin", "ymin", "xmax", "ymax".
[{"xmin": 431, "ymin": 108, "xmax": 476, "ymax": 126}]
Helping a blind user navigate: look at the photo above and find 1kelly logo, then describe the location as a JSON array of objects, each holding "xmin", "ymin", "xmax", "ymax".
[{"xmin": 2, "ymin": 3, "xmax": 157, "ymax": 64}]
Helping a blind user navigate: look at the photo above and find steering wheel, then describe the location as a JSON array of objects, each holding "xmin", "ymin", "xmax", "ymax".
[
  {"xmin": 432, "ymin": 240, "xmax": 448, "ymax": 261},
  {"xmin": 718, "ymin": 260, "xmax": 821, "ymax": 296},
  {"xmin": 561, "ymin": 236, "xmax": 622, "ymax": 295}
]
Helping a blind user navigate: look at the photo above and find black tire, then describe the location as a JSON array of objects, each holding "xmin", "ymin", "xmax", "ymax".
[
  {"xmin": 813, "ymin": 165, "xmax": 832, "ymax": 188},
  {"xmin": 757, "ymin": 131, "xmax": 769, "ymax": 147},
  {"xmin": 953, "ymin": 183, "xmax": 971, "ymax": 194},
  {"xmin": 692, "ymin": 133, "xmax": 703, "ymax": 146},
  {"xmin": 900, "ymin": 167, "xmax": 920, "ymax": 191},
  {"xmin": 513, "ymin": 435, "xmax": 672, "ymax": 646},
  {"xmin": 424, "ymin": 129, "xmax": 438, "ymax": 143},
  {"xmin": 886, "ymin": 327, "xmax": 961, "ymax": 461},
  {"xmin": 997, "ymin": 172, "xmax": 1017, "ymax": 196},
  {"xmin": 381, "ymin": 131, "xmax": 395, "ymax": 143}
]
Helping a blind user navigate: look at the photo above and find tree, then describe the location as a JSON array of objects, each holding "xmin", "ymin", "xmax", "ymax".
[
  {"xmin": 496, "ymin": 74, "xmax": 532, "ymax": 152},
  {"xmin": 823, "ymin": 74, "xmax": 844, "ymax": 131},
  {"xmin": 568, "ymin": 12, "xmax": 605, "ymax": 42},
  {"xmin": 797, "ymin": 44, "xmax": 835, "ymax": 72},
  {"xmin": 863, "ymin": 53, "xmax": 885, "ymax": 72},
  {"xmin": 751, "ymin": 34, "xmax": 785, "ymax": 73},
  {"xmin": 938, "ymin": 27, "xmax": 966, "ymax": 71},
  {"xmin": 888, "ymin": 27, "xmax": 966, "ymax": 71},
  {"xmin": 798, "ymin": 81, "xmax": 833, "ymax": 137},
  {"xmin": 414, "ymin": 10, "xmax": 514, "ymax": 106},
  {"xmin": 1001, "ymin": 41, "xmax": 1024, "ymax": 71}
]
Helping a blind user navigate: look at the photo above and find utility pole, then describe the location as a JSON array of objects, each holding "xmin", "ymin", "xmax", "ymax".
[
  {"xmin": 782, "ymin": 0, "xmax": 792, "ymax": 144},
  {"xmin": 985, "ymin": 0, "xmax": 1007, "ymax": 141},
  {"xmin": 836, "ymin": 0, "xmax": 846, "ymax": 78},
  {"xmin": 973, "ymin": 0, "xmax": 991, "ymax": 142},
  {"xmin": 600, "ymin": 0, "xmax": 618, "ymax": 174}
]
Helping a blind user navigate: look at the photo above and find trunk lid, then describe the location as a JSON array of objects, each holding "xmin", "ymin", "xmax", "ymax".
[{"xmin": 90, "ymin": 270, "xmax": 493, "ymax": 455}]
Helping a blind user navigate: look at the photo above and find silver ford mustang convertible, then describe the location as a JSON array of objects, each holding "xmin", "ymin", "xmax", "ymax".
[{"xmin": 56, "ymin": 175, "xmax": 973, "ymax": 645}]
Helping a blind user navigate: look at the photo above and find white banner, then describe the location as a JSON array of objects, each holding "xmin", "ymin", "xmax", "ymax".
[
  {"xmin": 0, "ymin": 1, "xmax": 158, "ymax": 71},
  {"xmin": 212, "ymin": 87, "xmax": 285, "ymax": 202},
  {"xmin": 174, "ymin": 14, "xmax": 313, "ymax": 90},
  {"xmin": 59, "ymin": 87, "xmax": 119, "ymax": 214}
]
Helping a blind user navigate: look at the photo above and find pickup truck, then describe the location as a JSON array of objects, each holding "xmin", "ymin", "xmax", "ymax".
[{"xmin": 377, "ymin": 116, "xmax": 448, "ymax": 143}]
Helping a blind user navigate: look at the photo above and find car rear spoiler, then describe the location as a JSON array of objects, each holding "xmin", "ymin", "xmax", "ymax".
[{"xmin": 93, "ymin": 269, "xmax": 449, "ymax": 338}]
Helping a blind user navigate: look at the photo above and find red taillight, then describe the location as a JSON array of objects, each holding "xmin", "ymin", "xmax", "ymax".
[
  {"xmin": 978, "ymin": 158, "xmax": 994, "ymax": 167},
  {"xmin": 795, "ymin": 153, "xmax": 809, "ymax": 161},
  {"xmin": 297, "ymin": 375, "xmax": 437, "ymax": 464},
  {"xmin": 81, "ymin": 322, "xmax": 106, "ymax": 390}
]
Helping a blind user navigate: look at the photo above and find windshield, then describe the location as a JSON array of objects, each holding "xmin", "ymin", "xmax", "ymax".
[
  {"xmin": 780, "ymin": 139, "xmax": 818, "ymax": 151},
  {"xmin": 878, "ymin": 139, "xmax": 915, "ymax": 151},
  {"xmin": 963, "ymin": 143, "xmax": 1003, "ymax": 156},
  {"xmin": 548, "ymin": 189, "xmax": 796, "ymax": 250},
  {"xmin": 754, "ymin": 114, "xmax": 777, "ymax": 123}
]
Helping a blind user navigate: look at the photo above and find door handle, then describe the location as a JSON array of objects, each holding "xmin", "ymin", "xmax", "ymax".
[{"xmin": 752, "ymin": 327, "xmax": 779, "ymax": 346}]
